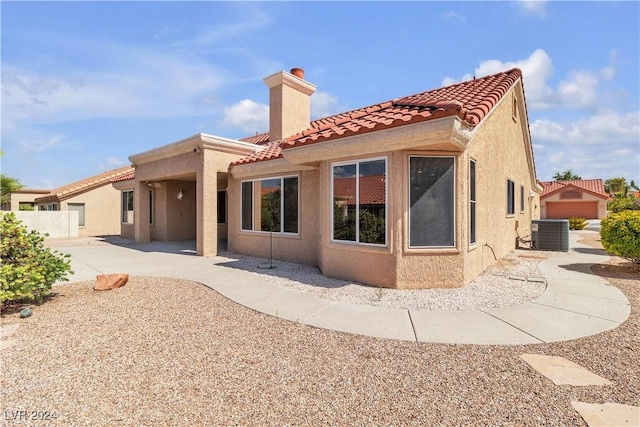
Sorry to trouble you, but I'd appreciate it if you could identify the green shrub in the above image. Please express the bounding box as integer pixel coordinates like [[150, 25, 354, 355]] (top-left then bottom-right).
[[607, 196, 640, 213], [568, 217, 588, 230], [1, 213, 73, 304], [600, 210, 640, 263]]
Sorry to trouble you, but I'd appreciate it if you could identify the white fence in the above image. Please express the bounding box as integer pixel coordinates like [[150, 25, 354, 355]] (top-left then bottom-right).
[[4, 211, 79, 238]]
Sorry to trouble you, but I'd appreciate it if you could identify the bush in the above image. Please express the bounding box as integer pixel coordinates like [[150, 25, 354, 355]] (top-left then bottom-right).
[[607, 196, 640, 213], [600, 210, 640, 263], [1, 213, 73, 305], [568, 217, 587, 230]]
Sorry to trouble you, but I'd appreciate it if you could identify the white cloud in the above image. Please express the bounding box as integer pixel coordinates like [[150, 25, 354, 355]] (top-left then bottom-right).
[[222, 99, 269, 134], [99, 157, 129, 171], [531, 111, 640, 181], [18, 134, 68, 154], [516, 1, 547, 18], [311, 91, 342, 119], [441, 10, 466, 22]]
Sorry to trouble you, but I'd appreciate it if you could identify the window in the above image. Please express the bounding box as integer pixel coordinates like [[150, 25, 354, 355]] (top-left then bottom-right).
[[507, 179, 515, 216], [470, 160, 476, 245], [149, 189, 154, 225], [241, 176, 298, 234], [40, 203, 58, 211], [409, 156, 455, 247], [68, 203, 85, 227], [122, 190, 134, 224], [332, 158, 386, 245], [520, 185, 525, 213], [217, 190, 226, 224]]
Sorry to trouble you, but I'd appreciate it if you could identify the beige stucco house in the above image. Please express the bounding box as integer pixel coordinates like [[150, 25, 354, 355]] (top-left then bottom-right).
[[540, 179, 608, 219], [1, 188, 50, 211], [122, 67, 541, 289], [34, 166, 134, 237]]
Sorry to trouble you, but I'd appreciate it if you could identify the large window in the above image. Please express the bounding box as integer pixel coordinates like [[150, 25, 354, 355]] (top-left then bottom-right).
[[241, 176, 298, 234], [332, 158, 386, 245], [122, 190, 134, 224], [507, 179, 515, 216], [68, 203, 85, 227], [409, 156, 455, 247], [470, 160, 476, 245]]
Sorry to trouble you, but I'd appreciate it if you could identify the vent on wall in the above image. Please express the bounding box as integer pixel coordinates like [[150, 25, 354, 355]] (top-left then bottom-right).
[[531, 220, 569, 252]]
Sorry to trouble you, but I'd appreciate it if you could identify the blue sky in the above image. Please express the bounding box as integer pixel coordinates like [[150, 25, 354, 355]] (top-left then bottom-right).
[[2, 1, 639, 189]]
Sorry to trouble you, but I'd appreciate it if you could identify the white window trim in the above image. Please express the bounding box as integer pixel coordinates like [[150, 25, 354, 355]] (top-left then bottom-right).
[[330, 156, 388, 247], [122, 190, 134, 225], [407, 155, 457, 249], [240, 175, 300, 235]]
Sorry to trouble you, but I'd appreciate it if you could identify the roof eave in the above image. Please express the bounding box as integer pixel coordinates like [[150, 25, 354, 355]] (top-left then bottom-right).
[[282, 116, 473, 166]]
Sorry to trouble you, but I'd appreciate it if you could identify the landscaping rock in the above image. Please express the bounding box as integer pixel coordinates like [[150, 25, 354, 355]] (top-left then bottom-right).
[[94, 274, 129, 291], [19, 308, 33, 318]]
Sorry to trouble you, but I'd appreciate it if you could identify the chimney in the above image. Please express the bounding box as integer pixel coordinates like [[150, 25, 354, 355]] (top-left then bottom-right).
[[263, 68, 316, 142]]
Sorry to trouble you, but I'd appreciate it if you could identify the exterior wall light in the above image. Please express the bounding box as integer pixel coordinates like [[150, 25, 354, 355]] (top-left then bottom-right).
[[177, 189, 184, 200]]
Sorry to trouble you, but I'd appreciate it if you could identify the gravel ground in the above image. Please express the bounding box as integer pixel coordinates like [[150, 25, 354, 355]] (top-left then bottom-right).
[[2, 230, 638, 426]]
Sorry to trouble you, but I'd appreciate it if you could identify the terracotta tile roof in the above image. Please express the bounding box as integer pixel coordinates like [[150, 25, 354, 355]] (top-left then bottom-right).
[[540, 179, 608, 198], [234, 68, 523, 165], [231, 141, 283, 166], [333, 175, 386, 205], [239, 133, 270, 145], [111, 171, 135, 183], [36, 165, 135, 202]]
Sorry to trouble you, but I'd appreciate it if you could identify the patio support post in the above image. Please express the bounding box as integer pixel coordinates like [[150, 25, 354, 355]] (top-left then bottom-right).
[[197, 149, 217, 256], [134, 180, 151, 243]]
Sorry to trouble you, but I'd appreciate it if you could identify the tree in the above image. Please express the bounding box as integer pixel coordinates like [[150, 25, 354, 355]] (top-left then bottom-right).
[[604, 177, 629, 196], [552, 169, 582, 181], [0, 150, 25, 205]]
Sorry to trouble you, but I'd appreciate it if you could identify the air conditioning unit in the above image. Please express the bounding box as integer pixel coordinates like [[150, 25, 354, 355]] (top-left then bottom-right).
[[531, 220, 569, 252]]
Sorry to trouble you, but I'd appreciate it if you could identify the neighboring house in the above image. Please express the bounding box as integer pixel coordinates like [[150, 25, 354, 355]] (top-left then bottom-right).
[[1, 188, 50, 211], [540, 179, 608, 219], [123, 67, 540, 289], [34, 166, 135, 237]]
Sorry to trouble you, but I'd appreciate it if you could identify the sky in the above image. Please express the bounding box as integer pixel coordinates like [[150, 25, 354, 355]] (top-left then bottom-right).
[[1, 1, 639, 189]]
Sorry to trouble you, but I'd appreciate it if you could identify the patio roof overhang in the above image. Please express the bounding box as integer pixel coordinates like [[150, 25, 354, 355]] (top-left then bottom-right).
[[129, 133, 263, 166]]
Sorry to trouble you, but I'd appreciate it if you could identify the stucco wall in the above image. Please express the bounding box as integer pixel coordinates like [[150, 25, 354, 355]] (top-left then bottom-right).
[[463, 84, 540, 284], [228, 169, 320, 266], [59, 184, 123, 237], [9, 211, 79, 238], [6, 191, 48, 211]]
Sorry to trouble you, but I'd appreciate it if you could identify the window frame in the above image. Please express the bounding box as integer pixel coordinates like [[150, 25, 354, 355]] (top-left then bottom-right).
[[330, 156, 388, 247], [520, 184, 525, 213], [469, 159, 477, 246], [506, 179, 515, 216], [122, 190, 134, 224], [240, 175, 300, 235], [408, 155, 456, 249]]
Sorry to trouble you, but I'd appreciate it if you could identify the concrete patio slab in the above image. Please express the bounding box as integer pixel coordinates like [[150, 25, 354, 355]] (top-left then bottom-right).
[[238, 290, 335, 323], [534, 290, 631, 322], [305, 303, 415, 341], [545, 279, 629, 301], [409, 310, 542, 345], [489, 303, 619, 343], [571, 401, 640, 427], [520, 354, 611, 386]]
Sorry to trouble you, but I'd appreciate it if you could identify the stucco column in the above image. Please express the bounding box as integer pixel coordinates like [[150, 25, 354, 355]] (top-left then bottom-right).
[[197, 149, 217, 256], [134, 180, 151, 243]]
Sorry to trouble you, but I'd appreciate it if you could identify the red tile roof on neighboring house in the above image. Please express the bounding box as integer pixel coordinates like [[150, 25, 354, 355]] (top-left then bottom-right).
[[540, 179, 608, 199], [36, 166, 135, 202], [232, 68, 523, 166], [333, 175, 386, 205], [232, 141, 284, 166], [239, 133, 271, 145]]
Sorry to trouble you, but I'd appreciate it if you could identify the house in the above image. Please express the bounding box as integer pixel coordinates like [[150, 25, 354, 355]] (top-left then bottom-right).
[[1, 188, 50, 211], [34, 166, 135, 237], [540, 179, 608, 219], [123, 67, 540, 289]]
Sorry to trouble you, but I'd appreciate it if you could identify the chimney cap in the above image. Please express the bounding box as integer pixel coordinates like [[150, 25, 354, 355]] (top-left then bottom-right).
[[290, 68, 304, 79]]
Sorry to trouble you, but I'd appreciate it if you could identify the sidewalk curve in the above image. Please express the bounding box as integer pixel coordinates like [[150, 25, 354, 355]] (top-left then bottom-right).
[[56, 232, 630, 345]]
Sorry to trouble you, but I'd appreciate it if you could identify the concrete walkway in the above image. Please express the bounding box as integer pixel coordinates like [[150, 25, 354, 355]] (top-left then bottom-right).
[[54, 232, 630, 345]]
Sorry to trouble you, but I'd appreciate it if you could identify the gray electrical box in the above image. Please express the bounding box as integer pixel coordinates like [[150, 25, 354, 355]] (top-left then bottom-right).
[[531, 219, 569, 252]]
